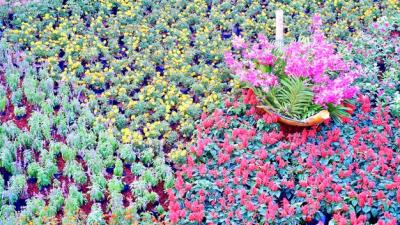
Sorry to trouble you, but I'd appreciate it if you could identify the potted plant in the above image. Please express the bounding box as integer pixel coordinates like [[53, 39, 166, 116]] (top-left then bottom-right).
[[225, 15, 360, 126]]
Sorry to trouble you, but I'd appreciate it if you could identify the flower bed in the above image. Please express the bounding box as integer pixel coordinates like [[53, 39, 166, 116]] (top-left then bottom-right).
[[168, 90, 400, 224], [0, 0, 398, 224]]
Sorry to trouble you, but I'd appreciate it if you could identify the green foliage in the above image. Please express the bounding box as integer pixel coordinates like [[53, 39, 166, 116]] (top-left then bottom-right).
[[257, 76, 322, 120], [7, 174, 26, 204], [13, 106, 26, 118], [10, 89, 23, 106], [140, 148, 154, 165], [64, 185, 85, 215], [48, 188, 64, 214], [114, 158, 123, 177], [131, 162, 145, 176], [87, 203, 106, 225], [61, 145, 77, 162], [118, 144, 136, 163], [0, 85, 6, 107], [390, 93, 400, 118], [0, 144, 15, 173], [0, 95, 6, 113], [327, 103, 350, 123], [89, 184, 105, 202], [142, 169, 158, 187], [85, 150, 104, 175], [166, 131, 179, 145], [5, 69, 20, 92], [27, 162, 40, 178], [107, 177, 124, 194], [37, 168, 51, 188]]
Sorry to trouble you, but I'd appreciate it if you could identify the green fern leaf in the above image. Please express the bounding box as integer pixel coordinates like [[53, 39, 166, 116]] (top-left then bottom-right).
[[327, 104, 350, 123], [276, 77, 314, 119]]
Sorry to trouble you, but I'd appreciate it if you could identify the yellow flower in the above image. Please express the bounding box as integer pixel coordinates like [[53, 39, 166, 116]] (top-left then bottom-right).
[[180, 150, 187, 157]]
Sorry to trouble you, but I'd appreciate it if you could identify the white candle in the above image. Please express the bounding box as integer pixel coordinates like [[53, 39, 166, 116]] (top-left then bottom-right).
[[275, 9, 284, 48]]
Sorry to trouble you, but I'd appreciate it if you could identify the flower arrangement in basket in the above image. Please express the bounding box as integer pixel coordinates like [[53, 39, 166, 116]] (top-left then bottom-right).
[[225, 14, 360, 126]]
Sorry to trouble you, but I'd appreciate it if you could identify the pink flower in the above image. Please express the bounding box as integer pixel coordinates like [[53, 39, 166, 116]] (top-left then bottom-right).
[[281, 198, 295, 217], [245, 201, 256, 211], [232, 35, 247, 50], [266, 201, 278, 220], [311, 14, 322, 30], [357, 191, 368, 207], [376, 190, 385, 200], [397, 190, 400, 202]]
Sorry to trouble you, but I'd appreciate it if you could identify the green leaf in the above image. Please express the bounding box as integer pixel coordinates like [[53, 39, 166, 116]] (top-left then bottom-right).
[[262, 77, 315, 120], [327, 104, 350, 123]]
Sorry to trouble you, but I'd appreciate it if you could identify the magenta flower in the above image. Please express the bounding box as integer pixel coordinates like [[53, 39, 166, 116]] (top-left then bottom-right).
[[311, 14, 322, 31], [225, 14, 362, 110]]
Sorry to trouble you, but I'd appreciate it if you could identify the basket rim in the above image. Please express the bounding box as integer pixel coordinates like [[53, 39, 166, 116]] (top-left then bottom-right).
[[256, 105, 330, 125]]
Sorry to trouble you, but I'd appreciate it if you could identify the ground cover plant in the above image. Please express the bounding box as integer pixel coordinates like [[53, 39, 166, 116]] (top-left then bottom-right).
[[0, 0, 398, 224]]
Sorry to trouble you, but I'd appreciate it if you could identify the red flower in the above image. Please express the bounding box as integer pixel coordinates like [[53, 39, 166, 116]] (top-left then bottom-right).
[[333, 213, 348, 225], [266, 201, 278, 220], [198, 163, 207, 176], [175, 173, 184, 192], [188, 201, 205, 222], [202, 119, 214, 129], [261, 131, 282, 145], [224, 99, 232, 108], [357, 191, 368, 207], [217, 152, 230, 165], [350, 212, 367, 225], [296, 190, 307, 198], [262, 113, 278, 124], [341, 116, 350, 123], [358, 94, 371, 113], [236, 209, 243, 220], [281, 198, 295, 217], [245, 201, 256, 211], [243, 89, 258, 105], [397, 190, 400, 202]]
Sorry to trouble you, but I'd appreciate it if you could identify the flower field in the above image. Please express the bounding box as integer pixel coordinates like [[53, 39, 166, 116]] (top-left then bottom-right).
[[0, 0, 399, 224]]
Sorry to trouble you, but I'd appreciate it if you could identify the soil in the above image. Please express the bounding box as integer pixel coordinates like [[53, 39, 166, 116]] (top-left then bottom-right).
[[52, 132, 66, 143], [56, 155, 65, 171], [80, 196, 94, 216], [27, 181, 39, 196], [147, 182, 168, 210], [122, 165, 136, 207], [0, 78, 33, 130], [122, 165, 136, 184]]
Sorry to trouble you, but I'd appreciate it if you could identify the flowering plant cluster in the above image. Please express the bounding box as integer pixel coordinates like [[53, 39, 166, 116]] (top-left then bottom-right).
[[168, 90, 400, 224], [340, 15, 400, 118], [225, 15, 361, 121], [0, 40, 172, 225]]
